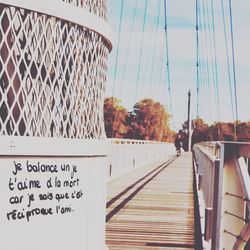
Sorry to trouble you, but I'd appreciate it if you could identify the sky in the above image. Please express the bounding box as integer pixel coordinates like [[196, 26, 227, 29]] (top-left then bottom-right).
[[106, 0, 250, 130]]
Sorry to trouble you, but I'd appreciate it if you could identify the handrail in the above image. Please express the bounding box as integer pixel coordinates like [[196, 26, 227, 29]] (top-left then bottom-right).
[[232, 157, 250, 249], [0, 0, 113, 49], [107, 139, 175, 179], [193, 142, 250, 250], [109, 138, 167, 144], [193, 143, 220, 243]]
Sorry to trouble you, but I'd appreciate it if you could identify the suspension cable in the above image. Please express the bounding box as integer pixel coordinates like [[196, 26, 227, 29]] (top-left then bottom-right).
[[210, 0, 221, 121], [141, 0, 161, 96], [148, 0, 162, 94], [134, 0, 148, 100], [110, 0, 124, 138], [205, 0, 217, 120], [120, 0, 139, 98], [196, 0, 200, 118], [201, 0, 212, 121], [132, 0, 149, 140], [112, 0, 124, 96], [197, 0, 208, 121], [228, 0, 239, 125], [111, 0, 137, 138], [163, 0, 173, 120], [220, 0, 235, 122]]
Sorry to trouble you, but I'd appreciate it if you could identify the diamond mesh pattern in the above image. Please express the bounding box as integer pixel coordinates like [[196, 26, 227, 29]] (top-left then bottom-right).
[[0, 4, 109, 138], [62, 0, 107, 20]]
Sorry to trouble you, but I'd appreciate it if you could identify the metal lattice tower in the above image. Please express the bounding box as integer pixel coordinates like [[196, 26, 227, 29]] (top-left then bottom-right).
[[0, 0, 112, 138]]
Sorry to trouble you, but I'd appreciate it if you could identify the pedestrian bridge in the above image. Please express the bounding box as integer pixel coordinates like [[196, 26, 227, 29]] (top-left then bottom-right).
[[0, 1, 249, 250], [106, 140, 250, 250]]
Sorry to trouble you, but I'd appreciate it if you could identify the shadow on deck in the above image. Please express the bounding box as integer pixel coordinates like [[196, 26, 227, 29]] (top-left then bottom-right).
[[106, 152, 201, 250]]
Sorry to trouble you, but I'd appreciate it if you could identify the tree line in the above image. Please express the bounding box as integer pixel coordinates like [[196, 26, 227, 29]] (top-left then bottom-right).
[[187, 118, 250, 146], [104, 97, 175, 142], [104, 97, 250, 144]]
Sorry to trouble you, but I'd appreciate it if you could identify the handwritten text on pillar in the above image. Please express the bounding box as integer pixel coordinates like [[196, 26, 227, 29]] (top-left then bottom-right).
[[7, 161, 84, 222]]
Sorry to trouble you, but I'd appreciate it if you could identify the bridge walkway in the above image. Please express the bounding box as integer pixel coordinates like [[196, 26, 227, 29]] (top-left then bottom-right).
[[105, 152, 196, 250]]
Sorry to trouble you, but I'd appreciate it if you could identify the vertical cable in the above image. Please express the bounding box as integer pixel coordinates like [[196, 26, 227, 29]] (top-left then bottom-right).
[[228, 0, 239, 124], [201, 0, 212, 120], [135, 0, 148, 100], [110, 0, 124, 138], [163, 0, 173, 117], [141, 0, 160, 96], [221, 0, 235, 121], [120, 0, 139, 98], [198, 0, 207, 119], [210, 0, 221, 138], [196, 0, 200, 118], [112, 0, 124, 96], [210, 0, 220, 121], [148, 0, 162, 94], [156, 36, 166, 102], [132, 0, 149, 140], [205, 0, 217, 119]]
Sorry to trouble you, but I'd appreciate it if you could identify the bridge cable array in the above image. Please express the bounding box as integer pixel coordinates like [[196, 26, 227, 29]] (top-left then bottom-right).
[[112, 0, 124, 96], [196, 0, 239, 137], [195, 0, 200, 118], [197, 0, 213, 122], [111, 0, 124, 138], [221, 0, 239, 137], [163, 0, 176, 130], [134, 0, 149, 103], [210, 0, 220, 122], [228, 0, 239, 124], [145, 0, 162, 95], [108, 0, 176, 138], [120, 0, 139, 91], [220, 0, 235, 122]]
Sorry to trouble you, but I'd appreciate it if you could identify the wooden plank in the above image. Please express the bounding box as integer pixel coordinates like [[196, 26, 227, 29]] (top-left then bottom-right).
[[106, 152, 195, 249]]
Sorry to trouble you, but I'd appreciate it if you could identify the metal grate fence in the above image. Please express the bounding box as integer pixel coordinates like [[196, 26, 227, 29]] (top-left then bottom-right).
[[62, 0, 107, 20], [0, 1, 110, 138]]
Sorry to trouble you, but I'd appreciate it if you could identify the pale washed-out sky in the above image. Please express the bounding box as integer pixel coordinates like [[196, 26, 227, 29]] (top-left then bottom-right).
[[106, 0, 250, 130]]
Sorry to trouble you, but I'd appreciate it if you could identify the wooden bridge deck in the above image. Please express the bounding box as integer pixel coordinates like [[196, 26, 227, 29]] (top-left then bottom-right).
[[106, 152, 195, 250]]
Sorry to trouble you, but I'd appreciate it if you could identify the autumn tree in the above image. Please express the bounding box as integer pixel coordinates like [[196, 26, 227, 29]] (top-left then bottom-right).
[[104, 97, 128, 138], [161, 128, 176, 142], [236, 122, 250, 141], [127, 98, 171, 141], [181, 118, 210, 148], [179, 118, 250, 145], [208, 122, 237, 141], [191, 118, 209, 145]]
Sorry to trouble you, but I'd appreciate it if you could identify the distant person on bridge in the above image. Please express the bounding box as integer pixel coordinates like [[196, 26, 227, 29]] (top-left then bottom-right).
[[174, 134, 182, 156]]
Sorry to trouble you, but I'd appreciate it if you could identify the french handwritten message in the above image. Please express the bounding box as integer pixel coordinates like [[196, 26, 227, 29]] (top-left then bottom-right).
[[6, 160, 83, 222]]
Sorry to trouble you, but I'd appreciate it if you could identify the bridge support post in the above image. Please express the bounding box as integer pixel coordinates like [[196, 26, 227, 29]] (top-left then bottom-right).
[[211, 158, 223, 250], [0, 136, 109, 250]]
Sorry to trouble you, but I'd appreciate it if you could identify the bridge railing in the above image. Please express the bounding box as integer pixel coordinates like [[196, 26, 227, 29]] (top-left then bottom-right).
[[193, 142, 250, 250], [107, 139, 175, 179]]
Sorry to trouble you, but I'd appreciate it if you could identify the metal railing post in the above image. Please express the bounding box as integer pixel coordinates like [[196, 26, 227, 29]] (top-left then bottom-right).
[[211, 158, 223, 250], [194, 142, 250, 249]]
